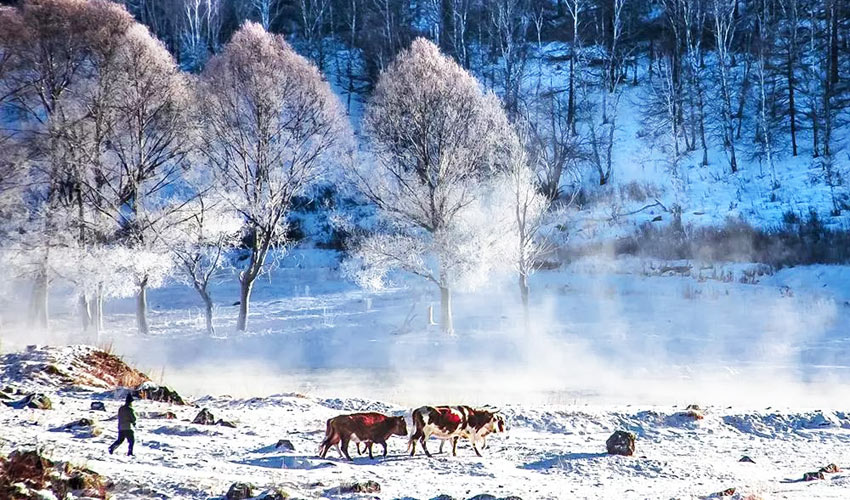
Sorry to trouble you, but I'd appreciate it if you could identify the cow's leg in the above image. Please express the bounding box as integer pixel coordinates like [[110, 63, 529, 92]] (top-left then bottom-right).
[[409, 430, 423, 456], [367, 442, 374, 460], [452, 436, 459, 456], [470, 435, 482, 458], [341, 436, 353, 461], [356, 442, 363, 455], [420, 435, 432, 458], [438, 440, 445, 454], [381, 441, 388, 457]]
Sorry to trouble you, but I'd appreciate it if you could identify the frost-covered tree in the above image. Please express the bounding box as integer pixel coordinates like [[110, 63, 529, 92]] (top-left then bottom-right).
[[349, 38, 511, 334], [91, 23, 192, 335], [498, 129, 550, 318], [162, 192, 241, 336], [0, 0, 134, 329], [200, 22, 350, 331], [711, 0, 740, 173]]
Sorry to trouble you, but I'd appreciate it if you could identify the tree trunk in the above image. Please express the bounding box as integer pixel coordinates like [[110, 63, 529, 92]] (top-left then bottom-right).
[[93, 282, 104, 335], [787, 52, 798, 156], [136, 276, 149, 335], [439, 285, 454, 335], [78, 294, 91, 331], [202, 292, 215, 336], [29, 268, 49, 329], [519, 273, 529, 329], [237, 276, 254, 332]]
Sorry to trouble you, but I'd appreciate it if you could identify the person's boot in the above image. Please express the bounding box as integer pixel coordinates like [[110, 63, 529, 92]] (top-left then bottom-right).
[[108, 445, 115, 455]]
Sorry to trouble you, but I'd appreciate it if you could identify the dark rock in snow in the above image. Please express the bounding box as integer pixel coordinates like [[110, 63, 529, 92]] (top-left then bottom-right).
[[738, 455, 756, 463], [819, 463, 840, 473], [802, 471, 825, 481], [90, 401, 106, 411], [466, 495, 497, 500], [192, 408, 216, 425], [256, 488, 290, 499], [132, 382, 185, 405], [605, 430, 636, 456], [3, 393, 52, 410], [148, 411, 177, 419], [430, 496, 457, 500], [340, 480, 381, 493], [61, 418, 94, 429], [216, 419, 237, 428], [681, 404, 704, 420], [52, 418, 102, 438], [225, 482, 254, 500], [275, 439, 295, 451]]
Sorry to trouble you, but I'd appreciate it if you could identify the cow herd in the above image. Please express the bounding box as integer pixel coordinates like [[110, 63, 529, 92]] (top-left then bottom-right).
[[318, 405, 506, 461]]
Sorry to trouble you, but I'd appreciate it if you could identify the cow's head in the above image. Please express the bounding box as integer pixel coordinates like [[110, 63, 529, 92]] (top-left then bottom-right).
[[491, 413, 506, 433], [495, 413, 505, 432], [392, 416, 408, 436]]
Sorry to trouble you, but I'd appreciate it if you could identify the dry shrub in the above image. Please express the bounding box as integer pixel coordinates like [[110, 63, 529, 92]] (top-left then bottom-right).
[[614, 212, 850, 267], [79, 350, 150, 389], [0, 449, 111, 499]]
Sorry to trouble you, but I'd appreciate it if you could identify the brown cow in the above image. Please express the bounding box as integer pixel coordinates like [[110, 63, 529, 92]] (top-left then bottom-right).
[[318, 412, 407, 460], [408, 405, 505, 457]]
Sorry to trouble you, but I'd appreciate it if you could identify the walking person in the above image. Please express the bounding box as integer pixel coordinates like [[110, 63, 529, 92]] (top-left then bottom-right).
[[109, 394, 137, 456]]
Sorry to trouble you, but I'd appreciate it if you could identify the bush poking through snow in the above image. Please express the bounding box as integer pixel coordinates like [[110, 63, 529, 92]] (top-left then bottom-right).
[[0, 449, 111, 499], [82, 350, 150, 389], [605, 430, 636, 456]]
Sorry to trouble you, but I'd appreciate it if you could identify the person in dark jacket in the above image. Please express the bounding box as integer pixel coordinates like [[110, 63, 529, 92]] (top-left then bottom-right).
[[109, 394, 137, 456]]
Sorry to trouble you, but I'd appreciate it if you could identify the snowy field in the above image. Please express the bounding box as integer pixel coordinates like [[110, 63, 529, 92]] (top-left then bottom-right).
[[1, 251, 850, 499]]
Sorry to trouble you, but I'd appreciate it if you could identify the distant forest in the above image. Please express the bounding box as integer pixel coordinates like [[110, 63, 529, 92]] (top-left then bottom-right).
[[106, 0, 850, 182]]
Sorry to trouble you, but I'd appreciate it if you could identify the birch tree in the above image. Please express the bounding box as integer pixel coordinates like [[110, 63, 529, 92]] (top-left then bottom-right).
[[0, 0, 133, 329], [348, 38, 511, 335], [498, 128, 550, 320], [200, 22, 350, 331], [163, 193, 241, 336], [711, 0, 740, 173]]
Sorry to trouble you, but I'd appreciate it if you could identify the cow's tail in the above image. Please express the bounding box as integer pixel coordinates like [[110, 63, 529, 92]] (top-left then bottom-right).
[[407, 408, 426, 453], [318, 418, 335, 457]]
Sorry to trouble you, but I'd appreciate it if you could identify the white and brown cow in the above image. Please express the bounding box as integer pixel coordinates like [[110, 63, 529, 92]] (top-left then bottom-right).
[[408, 405, 506, 457]]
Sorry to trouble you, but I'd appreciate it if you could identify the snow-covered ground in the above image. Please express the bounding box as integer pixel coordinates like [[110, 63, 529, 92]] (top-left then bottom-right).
[[2, 251, 850, 498], [1, 351, 848, 499]]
